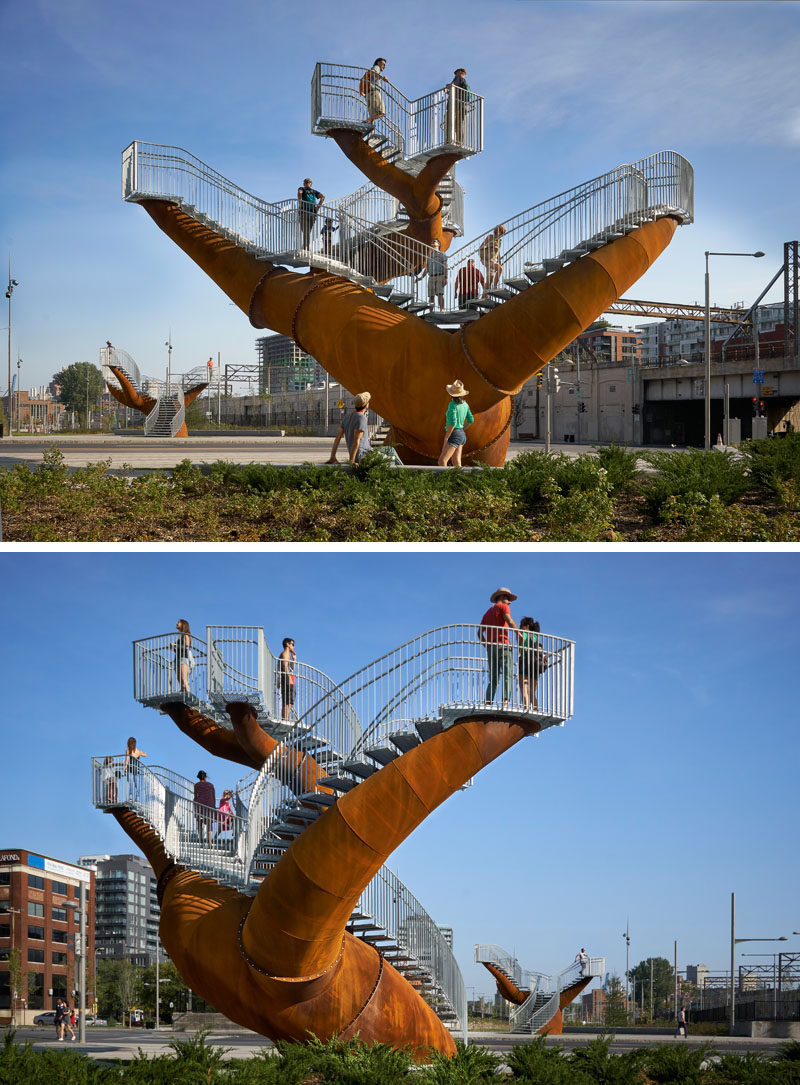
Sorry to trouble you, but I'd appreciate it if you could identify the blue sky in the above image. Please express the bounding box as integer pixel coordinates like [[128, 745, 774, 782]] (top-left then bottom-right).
[[1, 0, 797, 392], [1, 551, 798, 997]]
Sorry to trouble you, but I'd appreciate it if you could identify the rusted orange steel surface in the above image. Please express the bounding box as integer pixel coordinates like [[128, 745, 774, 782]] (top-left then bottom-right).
[[110, 708, 539, 1058], [138, 196, 677, 465], [538, 976, 593, 1036], [106, 363, 208, 438], [483, 961, 529, 1006]]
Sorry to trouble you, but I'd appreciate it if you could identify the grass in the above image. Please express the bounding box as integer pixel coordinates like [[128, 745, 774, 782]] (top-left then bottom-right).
[[0, 441, 798, 542]]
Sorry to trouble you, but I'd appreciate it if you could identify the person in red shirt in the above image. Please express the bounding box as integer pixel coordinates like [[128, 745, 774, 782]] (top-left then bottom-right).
[[479, 587, 518, 707], [455, 258, 485, 308]]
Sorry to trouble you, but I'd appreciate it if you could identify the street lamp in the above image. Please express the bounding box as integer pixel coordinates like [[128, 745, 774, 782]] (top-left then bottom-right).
[[622, 921, 630, 1022], [6, 268, 19, 433], [729, 891, 786, 1034], [64, 882, 87, 1044], [165, 334, 172, 396], [704, 250, 764, 449]]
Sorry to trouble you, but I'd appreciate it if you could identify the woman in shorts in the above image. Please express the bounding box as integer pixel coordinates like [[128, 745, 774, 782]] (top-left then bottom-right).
[[479, 224, 506, 290], [438, 380, 473, 468]]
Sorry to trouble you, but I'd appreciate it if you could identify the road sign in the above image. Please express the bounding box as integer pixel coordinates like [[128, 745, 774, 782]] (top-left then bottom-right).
[[336, 399, 345, 409], [752, 369, 765, 384], [762, 386, 774, 395]]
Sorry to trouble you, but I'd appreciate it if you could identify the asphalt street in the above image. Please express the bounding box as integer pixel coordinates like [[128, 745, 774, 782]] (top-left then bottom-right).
[[4, 1025, 790, 1061], [0, 435, 672, 472]]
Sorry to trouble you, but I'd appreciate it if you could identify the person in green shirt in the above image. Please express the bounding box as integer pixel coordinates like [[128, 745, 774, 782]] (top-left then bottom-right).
[[438, 379, 474, 467]]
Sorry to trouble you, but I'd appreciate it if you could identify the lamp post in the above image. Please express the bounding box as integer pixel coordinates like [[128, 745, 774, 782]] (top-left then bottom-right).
[[165, 333, 172, 396], [6, 267, 19, 433], [729, 891, 786, 1034], [622, 921, 630, 1022], [704, 250, 764, 449], [65, 882, 87, 1044]]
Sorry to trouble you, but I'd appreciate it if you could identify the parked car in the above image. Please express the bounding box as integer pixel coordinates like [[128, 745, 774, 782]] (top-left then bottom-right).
[[85, 1016, 107, 1026], [33, 1011, 57, 1026]]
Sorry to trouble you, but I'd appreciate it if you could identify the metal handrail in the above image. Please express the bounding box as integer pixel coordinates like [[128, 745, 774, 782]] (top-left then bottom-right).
[[311, 62, 484, 161], [508, 954, 605, 1032], [356, 863, 466, 1037], [90, 753, 465, 1032], [105, 346, 142, 394], [474, 944, 527, 991], [340, 624, 574, 758]]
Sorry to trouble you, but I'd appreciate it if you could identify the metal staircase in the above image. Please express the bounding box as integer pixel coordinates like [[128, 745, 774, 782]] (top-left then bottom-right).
[[122, 138, 692, 325], [104, 344, 206, 437], [475, 945, 605, 1033], [109, 621, 579, 1039]]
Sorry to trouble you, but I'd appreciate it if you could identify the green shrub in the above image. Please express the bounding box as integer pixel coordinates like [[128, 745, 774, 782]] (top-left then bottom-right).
[[641, 1040, 715, 1084], [419, 1040, 500, 1083], [542, 469, 618, 542], [275, 1034, 413, 1084], [642, 449, 750, 520], [568, 1035, 646, 1084], [705, 1049, 798, 1083], [743, 434, 800, 494], [594, 444, 641, 493], [506, 1036, 577, 1083]]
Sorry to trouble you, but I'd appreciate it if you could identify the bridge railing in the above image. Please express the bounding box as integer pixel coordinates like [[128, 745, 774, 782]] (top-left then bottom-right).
[[105, 346, 143, 395], [343, 624, 574, 757], [133, 632, 209, 707], [358, 863, 467, 1037]]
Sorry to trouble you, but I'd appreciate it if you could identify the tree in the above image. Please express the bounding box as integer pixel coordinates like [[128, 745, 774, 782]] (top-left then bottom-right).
[[603, 974, 628, 1027], [96, 957, 143, 1024], [629, 957, 675, 1021], [7, 948, 25, 1026], [53, 362, 104, 427]]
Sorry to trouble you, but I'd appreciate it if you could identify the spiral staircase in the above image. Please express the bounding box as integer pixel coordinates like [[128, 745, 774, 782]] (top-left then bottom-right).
[[475, 943, 605, 1034], [94, 623, 576, 1039], [102, 345, 210, 438]]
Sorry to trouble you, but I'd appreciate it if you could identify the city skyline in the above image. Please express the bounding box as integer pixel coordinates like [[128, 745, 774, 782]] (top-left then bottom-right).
[[1, 551, 797, 997], [2, 0, 797, 391]]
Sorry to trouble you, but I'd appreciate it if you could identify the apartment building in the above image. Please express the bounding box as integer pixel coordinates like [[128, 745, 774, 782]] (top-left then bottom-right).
[[78, 854, 159, 967]]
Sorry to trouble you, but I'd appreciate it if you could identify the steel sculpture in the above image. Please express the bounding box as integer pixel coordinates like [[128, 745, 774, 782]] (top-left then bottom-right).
[[124, 66, 692, 464], [106, 702, 540, 1058]]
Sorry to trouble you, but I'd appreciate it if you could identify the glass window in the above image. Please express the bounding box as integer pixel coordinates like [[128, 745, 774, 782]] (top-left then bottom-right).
[[0, 925, 9, 939], [27, 875, 44, 890], [52, 907, 67, 923], [27, 925, 44, 940], [51, 880, 68, 896], [52, 952, 68, 966], [0, 902, 9, 914], [28, 902, 44, 918], [0, 950, 8, 963], [27, 948, 45, 963], [52, 974, 66, 998], [0, 970, 9, 1010], [0, 872, 10, 886], [51, 930, 67, 944], [28, 972, 44, 1010]]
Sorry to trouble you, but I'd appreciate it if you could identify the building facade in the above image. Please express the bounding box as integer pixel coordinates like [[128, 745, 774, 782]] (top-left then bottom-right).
[[0, 848, 94, 1025], [78, 854, 159, 967]]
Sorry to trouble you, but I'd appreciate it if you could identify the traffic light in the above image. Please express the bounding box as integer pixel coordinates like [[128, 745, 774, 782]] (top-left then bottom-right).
[[579, 402, 587, 413], [536, 373, 543, 388], [551, 367, 560, 392]]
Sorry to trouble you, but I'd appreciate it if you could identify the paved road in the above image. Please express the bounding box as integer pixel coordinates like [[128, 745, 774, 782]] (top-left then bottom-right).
[[0, 435, 679, 472], [4, 1025, 789, 1061]]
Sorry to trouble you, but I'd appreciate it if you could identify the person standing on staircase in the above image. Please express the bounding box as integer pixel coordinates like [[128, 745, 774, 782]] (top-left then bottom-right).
[[361, 58, 387, 127], [297, 178, 325, 251], [479, 588, 518, 709], [447, 67, 471, 145], [278, 637, 297, 721], [418, 238, 448, 312], [194, 770, 216, 845]]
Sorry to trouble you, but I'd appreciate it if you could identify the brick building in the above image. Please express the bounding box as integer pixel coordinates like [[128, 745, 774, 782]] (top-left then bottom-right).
[[0, 848, 94, 1025]]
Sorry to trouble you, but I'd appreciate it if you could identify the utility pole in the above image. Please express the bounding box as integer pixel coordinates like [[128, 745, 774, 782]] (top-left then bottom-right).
[[6, 266, 19, 433], [623, 921, 630, 1022]]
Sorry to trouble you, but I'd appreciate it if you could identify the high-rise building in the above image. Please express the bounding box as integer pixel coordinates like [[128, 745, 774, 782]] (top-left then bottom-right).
[[0, 847, 94, 1024], [78, 854, 159, 967]]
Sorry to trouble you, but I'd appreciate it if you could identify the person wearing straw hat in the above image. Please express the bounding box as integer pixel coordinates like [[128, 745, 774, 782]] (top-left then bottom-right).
[[438, 380, 474, 467], [479, 588, 519, 708], [327, 391, 373, 465]]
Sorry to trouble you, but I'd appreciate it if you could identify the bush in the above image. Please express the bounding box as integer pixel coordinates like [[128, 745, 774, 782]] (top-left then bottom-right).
[[641, 1041, 714, 1084], [641, 449, 751, 520], [594, 444, 641, 493], [274, 1034, 414, 1084], [743, 434, 800, 495], [506, 1036, 577, 1083], [568, 1035, 646, 1084], [419, 1040, 500, 1083]]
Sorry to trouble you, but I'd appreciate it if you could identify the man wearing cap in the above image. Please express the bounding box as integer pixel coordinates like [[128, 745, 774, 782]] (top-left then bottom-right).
[[479, 588, 519, 708], [327, 392, 373, 465]]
